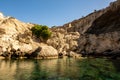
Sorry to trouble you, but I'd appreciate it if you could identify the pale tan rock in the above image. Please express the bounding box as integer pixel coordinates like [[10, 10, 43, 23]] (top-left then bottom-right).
[[39, 45, 58, 57], [0, 0, 119, 58]]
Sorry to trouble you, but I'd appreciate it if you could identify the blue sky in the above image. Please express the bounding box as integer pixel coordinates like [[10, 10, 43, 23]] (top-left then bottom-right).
[[0, 0, 115, 27]]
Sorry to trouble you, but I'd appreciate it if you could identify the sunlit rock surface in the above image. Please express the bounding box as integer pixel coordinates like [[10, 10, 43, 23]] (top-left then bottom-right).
[[0, 0, 120, 58], [0, 13, 58, 58], [49, 0, 120, 57]]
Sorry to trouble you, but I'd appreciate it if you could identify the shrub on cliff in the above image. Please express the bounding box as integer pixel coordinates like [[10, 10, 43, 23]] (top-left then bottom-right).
[[31, 25, 52, 40]]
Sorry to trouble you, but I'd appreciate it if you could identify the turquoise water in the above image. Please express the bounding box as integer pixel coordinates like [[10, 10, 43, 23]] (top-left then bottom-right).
[[0, 58, 120, 80]]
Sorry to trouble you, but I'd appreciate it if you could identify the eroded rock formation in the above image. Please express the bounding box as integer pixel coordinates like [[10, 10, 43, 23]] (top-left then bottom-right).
[[0, 13, 58, 59], [0, 0, 120, 59], [49, 0, 120, 58]]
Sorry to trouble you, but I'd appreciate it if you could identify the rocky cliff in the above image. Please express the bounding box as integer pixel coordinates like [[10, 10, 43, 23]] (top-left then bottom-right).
[[78, 0, 120, 57], [0, 13, 58, 59], [0, 0, 119, 59], [48, 0, 120, 58]]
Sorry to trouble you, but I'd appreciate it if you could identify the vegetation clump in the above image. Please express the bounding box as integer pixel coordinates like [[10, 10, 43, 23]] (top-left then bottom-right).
[[31, 25, 52, 40]]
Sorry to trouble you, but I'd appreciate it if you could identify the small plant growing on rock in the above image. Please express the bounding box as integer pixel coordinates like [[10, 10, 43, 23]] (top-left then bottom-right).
[[31, 25, 52, 41]]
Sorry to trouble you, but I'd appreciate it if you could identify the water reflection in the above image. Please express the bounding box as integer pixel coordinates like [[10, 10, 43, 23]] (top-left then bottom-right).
[[0, 58, 120, 80]]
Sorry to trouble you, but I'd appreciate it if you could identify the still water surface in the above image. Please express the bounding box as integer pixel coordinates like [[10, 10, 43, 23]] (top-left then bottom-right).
[[0, 58, 120, 80]]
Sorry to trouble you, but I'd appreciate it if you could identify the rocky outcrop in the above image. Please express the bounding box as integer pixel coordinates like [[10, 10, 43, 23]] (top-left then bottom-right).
[[0, 0, 119, 59], [86, 1, 120, 34], [0, 15, 34, 53], [47, 28, 80, 56], [78, 32, 120, 54], [49, 0, 120, 58], [0, 13, 58, 59], [47, 1, 108, 56], [77, 0, 120, 57]]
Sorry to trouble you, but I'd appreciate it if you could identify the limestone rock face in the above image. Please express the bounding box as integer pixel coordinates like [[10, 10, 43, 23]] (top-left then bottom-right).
[[87, 1, 120, 34], [47, 27, 80, 55], [0, 15, 33, 53], [49, 0, 120, 57], [0, 0, 119, 58], [0, 13, 58, 58], [77, 0, 120, 56], [78, 32, 120, 54]]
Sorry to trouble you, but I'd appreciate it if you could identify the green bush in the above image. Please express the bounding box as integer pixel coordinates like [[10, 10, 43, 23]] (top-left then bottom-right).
[[31, 25, 52, 40]]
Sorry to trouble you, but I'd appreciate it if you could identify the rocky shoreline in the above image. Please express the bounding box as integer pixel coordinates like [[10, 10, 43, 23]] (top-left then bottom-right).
[[0, 0, 120, 59]]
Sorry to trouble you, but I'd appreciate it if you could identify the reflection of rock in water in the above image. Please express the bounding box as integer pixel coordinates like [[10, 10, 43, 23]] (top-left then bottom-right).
[[0, 58, 120, 80], [0, 59, 34, 80], [111, 59, 120, 72], [13, 60, 34, 80], [29, 60, 49, 80], [0, 60, 17, 80]]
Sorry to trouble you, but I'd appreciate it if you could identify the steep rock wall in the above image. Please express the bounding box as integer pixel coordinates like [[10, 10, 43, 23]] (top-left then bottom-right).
[[77, 0, 120, 57], [49, 0, 120, 57]]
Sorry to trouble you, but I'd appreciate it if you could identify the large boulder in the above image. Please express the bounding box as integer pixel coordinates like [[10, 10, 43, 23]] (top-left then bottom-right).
[[28, 45, 58, 59]]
